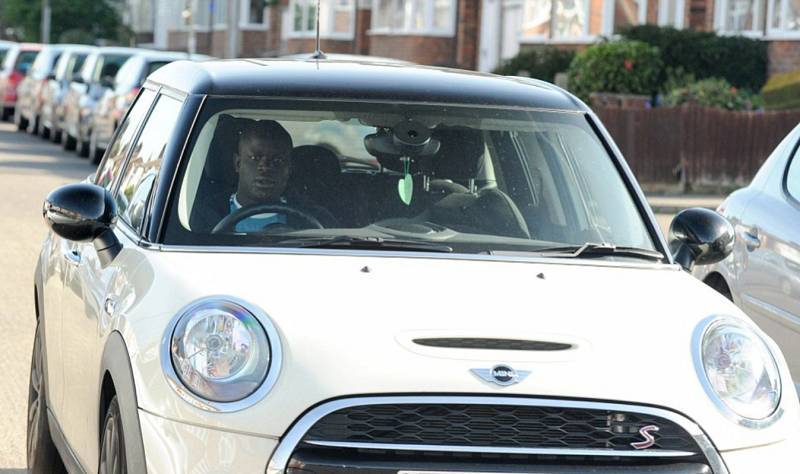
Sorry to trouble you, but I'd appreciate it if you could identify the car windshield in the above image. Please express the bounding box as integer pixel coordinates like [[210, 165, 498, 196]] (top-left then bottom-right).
[[166, 98, 655, 256]]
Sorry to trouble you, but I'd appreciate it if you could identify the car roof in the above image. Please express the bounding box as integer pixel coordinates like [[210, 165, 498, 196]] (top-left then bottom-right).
[[92, 46, 147, 56], [13, 43, 43, 51], [147, 59, 586, 112]]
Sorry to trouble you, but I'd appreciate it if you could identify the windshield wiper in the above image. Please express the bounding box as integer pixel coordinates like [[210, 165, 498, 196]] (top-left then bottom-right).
[[496, 242, 664, 261], [273, 236, 453, 253]]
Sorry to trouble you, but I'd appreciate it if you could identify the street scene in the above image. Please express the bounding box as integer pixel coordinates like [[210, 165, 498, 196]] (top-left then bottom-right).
[[1, 0, 799, 473]]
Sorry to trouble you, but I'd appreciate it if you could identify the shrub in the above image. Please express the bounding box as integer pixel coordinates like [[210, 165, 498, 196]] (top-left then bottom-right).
[[762, 70, 800, 110], [664, 78, 761, 111], [567, 41, 662, 102], [492, 47, 575, 84], [621, 25, 767, 92]]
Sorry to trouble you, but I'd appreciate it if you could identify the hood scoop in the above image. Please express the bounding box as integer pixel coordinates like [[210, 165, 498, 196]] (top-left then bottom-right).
[[413, 338, 573, 351]]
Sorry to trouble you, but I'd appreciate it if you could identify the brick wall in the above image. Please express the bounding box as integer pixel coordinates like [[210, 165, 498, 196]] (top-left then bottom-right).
[[285, 38, 355, 55], [456, 0, 480, 70], [769, 41, 800, 76], [687, 0, 714, 30], [355, 8, 371, 55], [370, 36, 456, 66], [240, 30, 269, 57]]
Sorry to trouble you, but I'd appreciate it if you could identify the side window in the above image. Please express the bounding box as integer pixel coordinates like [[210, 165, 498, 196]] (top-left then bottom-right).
[[787, 143, 800, 202], [115, 94, 183, 231], [96, 89, 156, 189]]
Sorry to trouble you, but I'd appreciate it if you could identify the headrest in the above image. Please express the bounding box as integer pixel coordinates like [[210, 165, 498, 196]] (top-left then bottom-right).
[[290, 145, 341, 181], [431, 126, 485, 181]]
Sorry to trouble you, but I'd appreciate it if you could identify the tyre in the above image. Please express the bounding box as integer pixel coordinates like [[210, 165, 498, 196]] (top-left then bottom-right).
[[27, 323, 66, 474], [15, 109, 28, 131], [89, 130, 104, 164], [29, 115, 40, 135], [51, 126, 61, 143], [77, 130, 90, 158], [40, 124, 50, 140], [1, 107, 10, 121], [61, 132, 76, 151], [98, 396, 126, 474]]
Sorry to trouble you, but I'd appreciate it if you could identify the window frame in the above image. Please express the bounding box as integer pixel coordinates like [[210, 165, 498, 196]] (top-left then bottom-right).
[[782, 136, 800, 207], [369, 0, 457, 37], [240, 0, 271, 29], [176, 0, 230, 32], [289, 0, 356, 39], [658, 0, 685, 28], [519, 0, 649, 45], [714, 0, 765, 37], [767, 0, 800, 39]]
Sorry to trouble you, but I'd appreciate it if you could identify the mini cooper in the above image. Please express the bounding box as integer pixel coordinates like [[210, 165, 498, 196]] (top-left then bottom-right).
[[30, 58, 799, 474]]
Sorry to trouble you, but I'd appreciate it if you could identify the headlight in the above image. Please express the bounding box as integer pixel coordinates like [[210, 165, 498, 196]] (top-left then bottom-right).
[[163, 297, 281, 411], [699, 318, 781, 423]]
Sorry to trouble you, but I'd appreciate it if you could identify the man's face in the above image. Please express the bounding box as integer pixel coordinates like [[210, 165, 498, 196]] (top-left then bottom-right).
[[234, 133, 292, 205]]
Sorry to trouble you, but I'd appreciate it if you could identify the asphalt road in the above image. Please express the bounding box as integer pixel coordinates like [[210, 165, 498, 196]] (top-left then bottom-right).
[[0, 121, 94, 472], [0, 120, 677, 470]]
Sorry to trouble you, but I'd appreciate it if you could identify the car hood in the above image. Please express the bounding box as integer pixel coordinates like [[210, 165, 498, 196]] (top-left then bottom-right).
[[121, 250, 799, 451]]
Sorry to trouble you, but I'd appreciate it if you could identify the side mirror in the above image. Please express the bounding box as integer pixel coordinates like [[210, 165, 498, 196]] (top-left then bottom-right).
[[72, 76, 85, 85], [43, 183, 121, 265], [47, 72, 56, 81], [100, 76, 114, 88], [669, 207, 734, 271]]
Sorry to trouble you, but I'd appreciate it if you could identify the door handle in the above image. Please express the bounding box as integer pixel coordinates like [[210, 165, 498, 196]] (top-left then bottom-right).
[[62, 248, 81, 266], [743, 227, 761, 251]]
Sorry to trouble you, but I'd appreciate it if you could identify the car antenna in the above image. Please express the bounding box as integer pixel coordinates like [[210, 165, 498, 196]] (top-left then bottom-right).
[[310, 0, 327, 60]]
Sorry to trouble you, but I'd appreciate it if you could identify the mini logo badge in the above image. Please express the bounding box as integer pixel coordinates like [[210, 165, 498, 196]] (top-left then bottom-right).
[[630, 425, 660, 450], [471, 365, 530, 386]]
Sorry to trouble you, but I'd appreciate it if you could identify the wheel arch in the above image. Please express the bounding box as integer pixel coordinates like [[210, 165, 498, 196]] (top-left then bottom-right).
[[703, 271, 734, 302], [99, 331, 147, 472]]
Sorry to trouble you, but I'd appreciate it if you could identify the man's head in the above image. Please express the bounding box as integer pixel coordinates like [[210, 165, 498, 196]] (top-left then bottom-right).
[[234, 120, 293, 206]]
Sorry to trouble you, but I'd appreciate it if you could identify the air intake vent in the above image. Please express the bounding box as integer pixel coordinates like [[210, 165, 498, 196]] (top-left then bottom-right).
[[412, 338, 572, 351]]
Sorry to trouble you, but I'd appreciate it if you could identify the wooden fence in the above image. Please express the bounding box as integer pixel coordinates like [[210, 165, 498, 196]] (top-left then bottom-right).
[[594, 106, 800, 186]]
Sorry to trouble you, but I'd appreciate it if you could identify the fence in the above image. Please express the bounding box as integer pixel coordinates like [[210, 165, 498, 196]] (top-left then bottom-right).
[[594, 106, 800, 186]]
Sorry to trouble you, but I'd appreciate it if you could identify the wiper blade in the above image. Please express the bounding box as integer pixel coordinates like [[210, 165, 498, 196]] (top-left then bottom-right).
[[530, 242, 664, 261], [273, 236, 453, 253]]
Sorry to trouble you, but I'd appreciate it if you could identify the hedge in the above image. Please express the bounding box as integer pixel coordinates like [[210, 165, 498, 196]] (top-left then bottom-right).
[[567, 41, 662, 102], [492, 47, 575, 84], [762, 70, 800, 110], [621, 25, 768, 92], [665, 78, 761, 111]]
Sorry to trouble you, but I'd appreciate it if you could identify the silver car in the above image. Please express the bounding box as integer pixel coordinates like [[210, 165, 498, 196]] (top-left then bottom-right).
[[694, 123, 800, 385]]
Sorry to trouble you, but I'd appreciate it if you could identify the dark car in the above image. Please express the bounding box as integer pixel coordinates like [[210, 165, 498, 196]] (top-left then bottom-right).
[[89, 50, 210, 163], [39, 45, 95, 141], [30, 58, 780, 474], [61, 46, 141, 156], [0, 43, 41, 121], [13, 44, 73, 134]]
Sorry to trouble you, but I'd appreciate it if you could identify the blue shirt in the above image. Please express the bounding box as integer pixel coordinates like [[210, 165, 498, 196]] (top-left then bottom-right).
[[229, 194, 287, 232]]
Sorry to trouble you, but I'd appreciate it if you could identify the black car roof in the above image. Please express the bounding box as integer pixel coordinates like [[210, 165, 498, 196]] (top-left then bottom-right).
[[146, 58, 586, 112]]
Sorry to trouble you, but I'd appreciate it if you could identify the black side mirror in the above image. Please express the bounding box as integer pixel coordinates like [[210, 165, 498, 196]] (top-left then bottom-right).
[[43, 183, 121, 265], [669, 207, 734, 271], [47, 72, 56, 81]]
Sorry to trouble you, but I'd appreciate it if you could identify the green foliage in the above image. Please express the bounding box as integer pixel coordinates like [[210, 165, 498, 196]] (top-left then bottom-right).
[[2, 0, 129, 44], [665, 78, 761, 111], [762, 70, 800, 110], [621, 25, 768, 92], [492, 47, 576, 84], [567, 41, 662, 102]]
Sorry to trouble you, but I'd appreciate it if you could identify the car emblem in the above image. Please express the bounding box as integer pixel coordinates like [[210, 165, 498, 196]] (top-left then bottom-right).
[[471, 364, 530, 386], [630, 425, 660, 450]]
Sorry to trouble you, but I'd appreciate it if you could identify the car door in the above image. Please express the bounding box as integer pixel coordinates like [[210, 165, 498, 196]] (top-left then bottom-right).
[[739, 137, 800, 381], [55, 88, 157, 466]]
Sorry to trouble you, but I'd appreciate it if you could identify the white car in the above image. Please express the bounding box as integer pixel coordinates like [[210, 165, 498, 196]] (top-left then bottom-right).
[[30, 59, 799, 474]]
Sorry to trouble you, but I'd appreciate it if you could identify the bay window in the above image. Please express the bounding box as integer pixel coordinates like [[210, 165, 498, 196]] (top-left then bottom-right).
[[768, 0, 800, 36], [370, 0, 457, 36], [240, 0, 270, 29], [715, 0, 763, 34], [290, 0, 355, 39], [521, 0, 607, 42]]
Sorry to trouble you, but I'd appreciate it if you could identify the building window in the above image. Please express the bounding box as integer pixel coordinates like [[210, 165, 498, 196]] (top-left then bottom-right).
[[290, 0, 354, 38], [240, 0, 270, 29], [179, 0, 229, 30], [658, 0, 684, 27], [715, 0, 764, 34], [613, 0, 647, 33], [521, 0, 607, 42], [370, 0, 456, 36], [768, 0, 800, 36]]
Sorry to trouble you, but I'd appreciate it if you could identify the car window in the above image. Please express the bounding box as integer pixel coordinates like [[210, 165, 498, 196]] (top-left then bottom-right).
[[0, 47, 8, 65], [115, 94, 183, 231], [96, 89, 156, 190], [94, 54, 132, 82], [166, 98, 656, 254], [15, 50, 38, 72], [787, 142, 800, 202], [66, 53, 88, 81]]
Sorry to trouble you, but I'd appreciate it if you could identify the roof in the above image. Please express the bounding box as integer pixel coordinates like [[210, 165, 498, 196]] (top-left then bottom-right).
[[147, 59, 586, 112], [94, 46, 148, 56]]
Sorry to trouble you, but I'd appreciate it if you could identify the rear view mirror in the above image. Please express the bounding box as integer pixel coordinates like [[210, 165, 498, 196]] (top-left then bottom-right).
[[669, 208, 734, 271]]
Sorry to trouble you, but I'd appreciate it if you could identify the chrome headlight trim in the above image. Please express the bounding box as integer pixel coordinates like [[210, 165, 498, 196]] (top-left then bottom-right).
[[692, 315, 783, 429], [160, 296, 282, 413]]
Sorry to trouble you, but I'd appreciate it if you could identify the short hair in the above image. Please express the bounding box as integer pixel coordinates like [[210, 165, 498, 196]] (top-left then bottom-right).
[[238, 119, 293, 151]]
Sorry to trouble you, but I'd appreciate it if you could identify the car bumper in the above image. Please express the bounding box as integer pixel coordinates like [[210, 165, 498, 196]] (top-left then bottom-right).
[[721, 433, 800, 473], [138, 409, 276, 473]]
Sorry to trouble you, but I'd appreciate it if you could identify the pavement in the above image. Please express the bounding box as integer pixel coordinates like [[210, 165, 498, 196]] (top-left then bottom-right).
[[0, 122, 94, 471], [646, 195, 724, 215]]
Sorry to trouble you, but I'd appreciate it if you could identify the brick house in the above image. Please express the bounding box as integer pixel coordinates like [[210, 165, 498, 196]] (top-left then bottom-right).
[[125, 0, 799, 77]]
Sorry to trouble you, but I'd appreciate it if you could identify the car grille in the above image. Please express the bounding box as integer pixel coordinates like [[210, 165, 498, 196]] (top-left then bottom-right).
[[302, 403, 699, 453], [412, 337, 573, 351]]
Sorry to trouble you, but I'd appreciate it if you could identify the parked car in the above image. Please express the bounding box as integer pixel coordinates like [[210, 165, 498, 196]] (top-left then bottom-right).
[[694, 124, 800, 386], [89, 51, 210, 163], [0, 43, 41, 121], [31, 59, 798, 473], [13, 44, 71, 134], [61, 46, 140, 156], [39, 45, 95, 141]]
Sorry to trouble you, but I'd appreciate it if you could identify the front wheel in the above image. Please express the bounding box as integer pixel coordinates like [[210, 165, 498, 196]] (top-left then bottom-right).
[[27, 323, 66, 473], [99, 396, 127, 474]]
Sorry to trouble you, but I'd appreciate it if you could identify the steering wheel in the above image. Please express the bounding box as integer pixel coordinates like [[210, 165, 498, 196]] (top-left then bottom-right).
[[211, 204, 324, 234]]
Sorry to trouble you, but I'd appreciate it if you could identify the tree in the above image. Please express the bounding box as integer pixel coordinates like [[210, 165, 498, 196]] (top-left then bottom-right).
[[2, 0, 132, 44]]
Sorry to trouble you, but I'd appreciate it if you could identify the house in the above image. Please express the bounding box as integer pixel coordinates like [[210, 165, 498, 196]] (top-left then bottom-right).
[[123, 0, 800, 77]]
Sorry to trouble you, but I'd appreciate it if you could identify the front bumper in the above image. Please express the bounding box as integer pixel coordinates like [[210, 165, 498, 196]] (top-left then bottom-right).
[[138, 410, 276, 473], [721, 434, 800, 473]]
